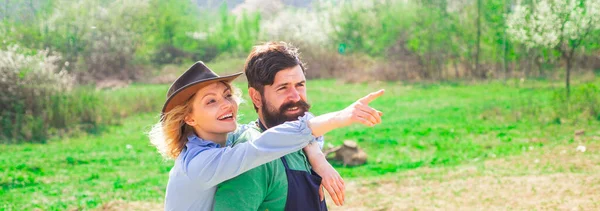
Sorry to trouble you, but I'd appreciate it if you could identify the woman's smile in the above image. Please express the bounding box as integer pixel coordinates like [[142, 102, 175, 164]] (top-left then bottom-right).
[[217, 111, 235, 122]]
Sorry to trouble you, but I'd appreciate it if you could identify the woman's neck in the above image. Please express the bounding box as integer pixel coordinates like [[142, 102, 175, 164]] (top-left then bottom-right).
[[194, 129, 227, 146]]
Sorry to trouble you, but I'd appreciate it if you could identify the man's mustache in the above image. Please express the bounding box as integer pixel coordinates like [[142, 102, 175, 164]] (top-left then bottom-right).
[[279, 100, 311, 113]]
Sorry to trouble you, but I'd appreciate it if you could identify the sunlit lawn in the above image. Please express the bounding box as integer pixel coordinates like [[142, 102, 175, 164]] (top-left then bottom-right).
[[2, 78, 599, 210]]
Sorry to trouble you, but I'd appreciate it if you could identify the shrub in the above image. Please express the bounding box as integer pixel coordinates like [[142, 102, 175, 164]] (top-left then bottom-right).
[[328, 0, 411, 57], [551, 83, 600, 122], [41, 0, 147, 83], [189, 4, 262, 59], [0, 46, 75, 142], [0, 46, 157, 143], [0, 45, 165, 143]]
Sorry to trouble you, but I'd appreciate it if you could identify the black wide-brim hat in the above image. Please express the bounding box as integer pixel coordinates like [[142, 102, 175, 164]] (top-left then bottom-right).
[[162, 61, 243, 114]]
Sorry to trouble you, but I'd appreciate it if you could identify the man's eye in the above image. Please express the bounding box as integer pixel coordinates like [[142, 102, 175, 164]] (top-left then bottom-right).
[[297, 83, 305, 87], [226, 94, 233, 98], [278, 87, 286, 91]]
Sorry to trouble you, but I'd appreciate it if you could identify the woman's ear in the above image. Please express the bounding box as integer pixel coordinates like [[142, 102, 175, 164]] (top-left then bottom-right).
[[183, 95, 198, 127], [249, 87, 262, 110], [184, 113, 196, 127]]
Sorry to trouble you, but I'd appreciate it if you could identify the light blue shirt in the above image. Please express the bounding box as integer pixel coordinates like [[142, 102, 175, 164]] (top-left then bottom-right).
[[164, 113, 322, 211]]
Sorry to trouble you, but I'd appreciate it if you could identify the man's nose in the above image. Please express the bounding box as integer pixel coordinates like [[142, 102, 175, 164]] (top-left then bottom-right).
[[288, 88, 301, 101]]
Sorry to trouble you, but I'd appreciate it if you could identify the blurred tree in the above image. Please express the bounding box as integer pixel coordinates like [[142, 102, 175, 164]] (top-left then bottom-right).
[[2, 0, 600, 82], [330, 1, 409, 57], [140, 0, 205, 64], [202, 3, 261, 57], [507, 0, 600, 96]]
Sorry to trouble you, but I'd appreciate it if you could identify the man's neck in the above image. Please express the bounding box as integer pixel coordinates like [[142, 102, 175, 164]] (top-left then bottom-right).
[[257, 116, 269, 132]]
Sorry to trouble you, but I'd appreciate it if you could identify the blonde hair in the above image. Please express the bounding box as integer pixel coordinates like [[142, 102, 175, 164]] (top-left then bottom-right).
[[149, 82, 243, 159]]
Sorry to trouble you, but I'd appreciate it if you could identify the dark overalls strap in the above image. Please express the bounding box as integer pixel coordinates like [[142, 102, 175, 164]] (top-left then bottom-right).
[[258, 119, 327, 210], [281, 156, 328, 211], [280, 155, 292, 169]]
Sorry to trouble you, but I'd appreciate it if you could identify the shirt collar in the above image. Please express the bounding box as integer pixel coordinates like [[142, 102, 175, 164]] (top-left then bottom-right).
[[179, 134, 221, 174], [186, 133, 221, 149], [256, 119, 267, 132]]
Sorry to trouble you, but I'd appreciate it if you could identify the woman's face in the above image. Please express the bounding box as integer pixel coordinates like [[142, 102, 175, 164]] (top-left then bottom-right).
[[184, 82, 238, 138]]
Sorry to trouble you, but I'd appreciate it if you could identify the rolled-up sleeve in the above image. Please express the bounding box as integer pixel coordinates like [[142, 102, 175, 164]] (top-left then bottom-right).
[[313, 136, 325, 149]]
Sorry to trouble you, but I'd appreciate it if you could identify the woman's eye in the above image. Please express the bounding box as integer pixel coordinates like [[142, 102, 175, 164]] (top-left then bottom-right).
[[206, 99, 216, 105], [226, 94, 233, 98]]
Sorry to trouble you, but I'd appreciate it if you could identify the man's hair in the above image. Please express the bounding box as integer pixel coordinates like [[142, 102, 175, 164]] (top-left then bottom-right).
[[244, 41, 305, 95]]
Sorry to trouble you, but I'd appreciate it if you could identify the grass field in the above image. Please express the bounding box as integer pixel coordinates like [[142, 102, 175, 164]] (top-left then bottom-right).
[[1, 78, 599, 210]]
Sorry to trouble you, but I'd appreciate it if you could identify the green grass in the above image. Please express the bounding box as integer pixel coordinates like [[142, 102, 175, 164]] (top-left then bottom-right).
[[1, 78, 599, 210]]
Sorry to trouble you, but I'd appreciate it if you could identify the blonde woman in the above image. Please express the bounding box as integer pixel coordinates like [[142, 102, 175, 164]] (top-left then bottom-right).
[[149, 62, 384, 210]]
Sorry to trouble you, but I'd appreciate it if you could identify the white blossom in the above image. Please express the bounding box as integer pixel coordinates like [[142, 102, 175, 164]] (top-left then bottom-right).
[[0, 45, 75, 107], [260, 2, 334, 47], [507, 0, 600, 49]]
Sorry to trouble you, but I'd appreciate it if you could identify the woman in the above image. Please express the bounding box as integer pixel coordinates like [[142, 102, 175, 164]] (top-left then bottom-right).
[[149, 61, 384, 210]]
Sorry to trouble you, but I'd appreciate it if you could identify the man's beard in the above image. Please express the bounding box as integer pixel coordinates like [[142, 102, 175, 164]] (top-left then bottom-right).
[[261, 97, 311, 129]]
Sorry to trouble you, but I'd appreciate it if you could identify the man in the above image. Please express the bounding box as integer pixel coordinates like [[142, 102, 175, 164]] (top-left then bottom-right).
[[213, 42, 383, 210]]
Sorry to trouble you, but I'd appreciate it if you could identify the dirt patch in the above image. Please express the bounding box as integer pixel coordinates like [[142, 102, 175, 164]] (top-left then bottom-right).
[[327, 143, 600, 210], [329, 173, 599, 210], [96, 200, 162, 211]]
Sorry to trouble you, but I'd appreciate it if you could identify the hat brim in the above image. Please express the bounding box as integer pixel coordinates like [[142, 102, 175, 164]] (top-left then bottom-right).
[[162, 72, 243, 114]]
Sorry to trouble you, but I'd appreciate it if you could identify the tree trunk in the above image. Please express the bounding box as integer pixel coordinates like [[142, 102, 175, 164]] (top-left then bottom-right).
[[560, 44, 578, 98], [503, 29, 508, 79], [535, 55, 542, 77], [438, 53, 444, 80], [566, 56, 572, 97], [475, 0, 482, 78], [525, 48, 536, 78], [4, 0, 8, 20], [503, 0, 510, 80], [427, 7, 434, 79], [539, 50, 545, 77], [453, 59, 459, 79]]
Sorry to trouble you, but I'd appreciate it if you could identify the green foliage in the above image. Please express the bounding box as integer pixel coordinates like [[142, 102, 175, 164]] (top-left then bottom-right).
[[551, 82, 600, 121], [205, 4, 262, 57], [136, 1, 261, 64], [1, 0, 263, 70], [0, 46, 74, 142], [3, 0, 599, 81], [138, 0, 208, 64], [4, 0, 150, 81], [327, 0, 600, 79], [1, 89, 106, 143], [0, 83, 165, 143], [406, 2, 465, 75], [330, 1, 412, 56]]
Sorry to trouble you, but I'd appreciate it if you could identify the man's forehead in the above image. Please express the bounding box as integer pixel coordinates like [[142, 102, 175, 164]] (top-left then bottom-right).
[[272, 65, 305, 85]]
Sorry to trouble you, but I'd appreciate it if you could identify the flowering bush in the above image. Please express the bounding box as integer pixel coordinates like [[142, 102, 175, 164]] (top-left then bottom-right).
[[0, 46, 74, 109], [507, 0, 600, 48], [259, 2, 332, 47], [507, 0, 600, 94], [0, 46, 75, 142], [42, 0, 147, 82]]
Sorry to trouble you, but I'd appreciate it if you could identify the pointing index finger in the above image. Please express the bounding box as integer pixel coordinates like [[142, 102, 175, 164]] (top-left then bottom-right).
[[358, 89, 385, 104]]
